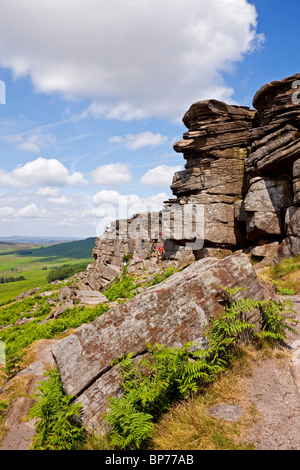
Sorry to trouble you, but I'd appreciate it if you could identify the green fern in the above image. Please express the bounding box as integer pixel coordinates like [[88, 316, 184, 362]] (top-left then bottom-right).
[[104, 341, 222, 449], [257, 297, 298, 343], [104, 397, 154, 450], [28, 367, 86, 450]]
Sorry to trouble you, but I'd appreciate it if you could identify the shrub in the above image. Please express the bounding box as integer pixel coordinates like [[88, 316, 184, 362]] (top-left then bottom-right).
[[122, 254, 133, 263], [104, 267, 140, 302], [46, 262, 90, 283], [147, 267, 175, 286], [0, 276, 25, 284]]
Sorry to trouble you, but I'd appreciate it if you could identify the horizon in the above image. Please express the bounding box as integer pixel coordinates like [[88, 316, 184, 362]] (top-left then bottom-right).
[[0, 0, 299, 239]]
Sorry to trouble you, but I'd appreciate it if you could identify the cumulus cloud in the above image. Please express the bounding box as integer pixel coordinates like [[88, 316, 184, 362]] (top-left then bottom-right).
[[92, 190, 141, 207], [18, 202, 41, 217], [0, 0, 264, 120], [109, 132, 169, 150], [92, 189, 169, 235], [0, 157, 87, 188], [91, 162, 132, 186], [35, 187, 60, 197], [140, 165, 182, 187]]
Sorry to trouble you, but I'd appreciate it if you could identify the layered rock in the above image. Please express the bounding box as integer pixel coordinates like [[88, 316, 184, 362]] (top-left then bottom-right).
[[84, 210, 196, 290], [84, 74, 300, 290], [52, 253, 265, 429], [171, 100, 255, 249], [243, 73, 300, 253], [245, 73, 300, 176]]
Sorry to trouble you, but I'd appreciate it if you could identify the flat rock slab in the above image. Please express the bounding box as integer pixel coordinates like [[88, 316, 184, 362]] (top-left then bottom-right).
[[52, 253, 265, 403], [208, 403, 244, 422], [75, 290, 109, 305]]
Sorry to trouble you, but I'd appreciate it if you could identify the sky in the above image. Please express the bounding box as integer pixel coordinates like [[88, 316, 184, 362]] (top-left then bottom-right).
[[0, 0, 299, 239]]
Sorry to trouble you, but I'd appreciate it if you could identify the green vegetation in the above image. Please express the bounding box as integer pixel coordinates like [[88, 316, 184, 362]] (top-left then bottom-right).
[[1, 278, 297, 451], [258, 254, 300, 294], [0, 276, 25, 284], [28, 367, 86, 450], [23, 237, 96, 259], [0, 241, 37, 255], [46, 262, 91, 283], [104, 267, 141, 302], [0, 238, 94, 303], [0, 295, 51, 328], [103, 266, 177, 303], [0, 246, 299, 451], [0, 302, 109, 378], [96, 286, 298, 450], [270, 254, 300, 279], [103, 343, 217, 450], [147, 267, 176, 286]]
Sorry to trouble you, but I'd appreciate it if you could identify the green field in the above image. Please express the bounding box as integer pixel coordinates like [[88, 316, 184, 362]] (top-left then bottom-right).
[[0, 238, 95, 303]]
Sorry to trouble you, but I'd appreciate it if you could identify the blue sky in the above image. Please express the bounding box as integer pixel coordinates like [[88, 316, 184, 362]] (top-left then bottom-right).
[[0, 0, 298, 239]]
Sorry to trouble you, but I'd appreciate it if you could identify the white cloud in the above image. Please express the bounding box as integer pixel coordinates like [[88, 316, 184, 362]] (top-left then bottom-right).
[[140, 165, 182, 187], [0, 0, 264, 121], [92, 189, 169, 235], [18, 203, 41, 217], [5, 133, 56, 154], [47, 196, 71, 205], [92, 190, 141, 207], [0, 206, 15, 217], [0, 157, 87, 188], [109, 132, 169, 150], [35, 187, 60, 197], [92, 162, 132, 186]]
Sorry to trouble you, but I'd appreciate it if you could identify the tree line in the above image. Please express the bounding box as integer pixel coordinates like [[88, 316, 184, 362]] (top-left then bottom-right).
[[0, 275, 25, 284]]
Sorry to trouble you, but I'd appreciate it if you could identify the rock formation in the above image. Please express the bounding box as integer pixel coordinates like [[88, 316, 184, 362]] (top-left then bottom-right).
[[52, 252, 264, 429], [171, 99, 255, 250], [50, 72, 300, 432], [81, 72, 300, 292], [244, 73, 300, 253]]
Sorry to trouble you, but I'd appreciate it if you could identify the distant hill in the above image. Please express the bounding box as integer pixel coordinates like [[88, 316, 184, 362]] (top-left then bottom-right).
[[0, 241, 38, 254], [0, 236, 81, 245], [17, 237, 96, 259]]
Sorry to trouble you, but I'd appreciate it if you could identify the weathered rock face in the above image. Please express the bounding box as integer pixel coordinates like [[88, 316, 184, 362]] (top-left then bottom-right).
[[243, 73, 300, 251], [83, 74, 300, 291], [243, 176, 292, 240], [272, 207, 300, 263], [83, 209, 197, 290], [246, 74, 300, 177], [52, 253, 264, 429], [171, 99, 255, 249]]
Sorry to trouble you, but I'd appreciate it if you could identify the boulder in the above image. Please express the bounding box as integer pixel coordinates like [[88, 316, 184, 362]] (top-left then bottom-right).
[[57, 286, 73, 301], [251, 242, 279, 259], [74, 290, 109, 305], [52, 253, 265, 428], [244, 177, 292, 214], [272, 207, 300, 263], [244, 177, 292, 241]]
